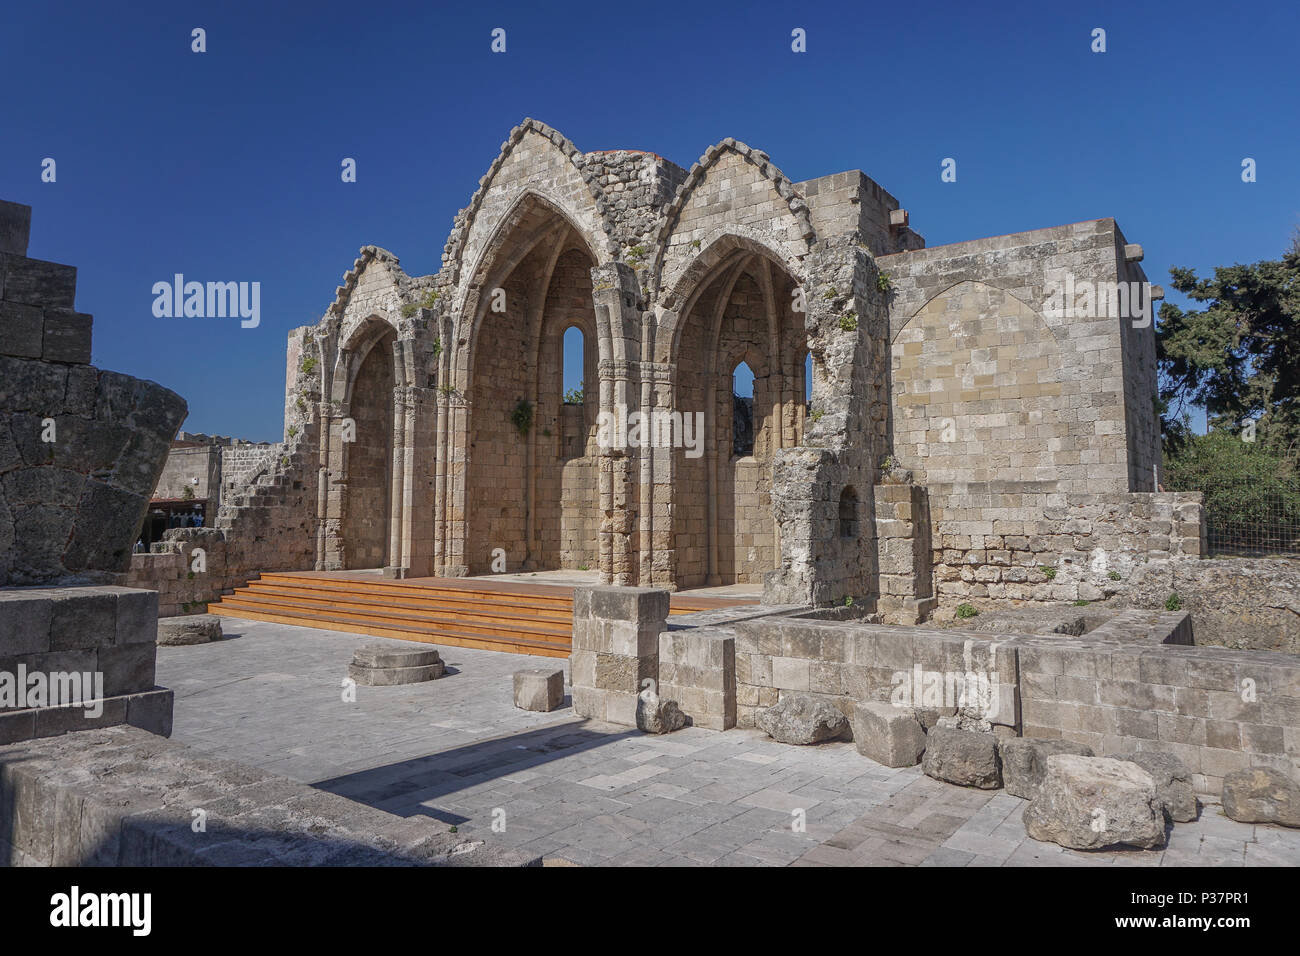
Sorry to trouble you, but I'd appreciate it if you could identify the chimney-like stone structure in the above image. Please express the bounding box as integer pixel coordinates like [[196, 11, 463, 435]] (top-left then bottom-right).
[[0, 198, 186, 743]]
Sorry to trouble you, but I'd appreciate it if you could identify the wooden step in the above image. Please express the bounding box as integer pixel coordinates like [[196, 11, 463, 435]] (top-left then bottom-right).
[[207, 604, 570, 659], [208, 569, 758, 660], [239, 581, 574, 624], [258, 572, 575, 609], [215, 593, 569, 642]]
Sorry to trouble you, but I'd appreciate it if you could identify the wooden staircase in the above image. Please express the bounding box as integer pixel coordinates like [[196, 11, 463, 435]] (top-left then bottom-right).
[[207, 572, 756, 659]]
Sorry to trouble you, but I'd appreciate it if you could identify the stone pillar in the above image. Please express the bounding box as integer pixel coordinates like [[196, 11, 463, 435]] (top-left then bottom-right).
[[874, 483, 936, 624], [590, 264, 643, 587], [321, 402, 351, 571], [569, 586, 668, 727], [638, 359, 677, 588], [764, 237, 890, 607], [399, 385, 437, 577]]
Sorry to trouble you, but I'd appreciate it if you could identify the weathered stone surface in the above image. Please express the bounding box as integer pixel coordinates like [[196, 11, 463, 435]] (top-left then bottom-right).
[[514, 668, 564, 712], [914, 705, 957, 732], [156, 613, 223, 646], [1023, 755, 1167, 850], [0, 724, 538, 866], [1114, 751, 1198, 823], [921, 724, 1002, 788], [757, 694, 848, 745], [852, 701, 926, 767], [348, 644, 444, 685], [352, 643, 441, 670], [999, 737, 1095, 800], [636, 691, 686, 734], [347, 661, 444, 686], [1222, 767, 1300, 828]]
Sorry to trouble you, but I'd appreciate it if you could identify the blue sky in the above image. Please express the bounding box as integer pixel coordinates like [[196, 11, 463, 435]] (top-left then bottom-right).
[[2, 0, 1295, 440]]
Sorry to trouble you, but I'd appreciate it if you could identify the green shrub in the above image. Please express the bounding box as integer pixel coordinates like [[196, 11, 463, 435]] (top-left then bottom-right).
[[1165, 592, 1183, 611], [511, 400, 533, 438], [955, 603, 978, 619], [1039, 566, 1057, 580]]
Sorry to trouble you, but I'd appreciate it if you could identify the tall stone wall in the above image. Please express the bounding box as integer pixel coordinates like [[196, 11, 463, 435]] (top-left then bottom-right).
[[152, 444, 220, 503], [255, 121, 1176, 614], [880, 219, 1156, 496], [929, 489, 1203, 609]]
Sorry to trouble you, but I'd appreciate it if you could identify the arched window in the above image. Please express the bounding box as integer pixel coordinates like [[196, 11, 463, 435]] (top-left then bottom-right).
[[732, 361, 755, 457], [838, 486, 858, 539], [563, 326, 585, 405]]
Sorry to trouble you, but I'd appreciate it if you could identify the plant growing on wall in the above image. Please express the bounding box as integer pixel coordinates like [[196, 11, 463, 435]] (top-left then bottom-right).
[[877, 272, 893, 293], [955, 603, 978, 619], [180, 486, 195, 501], [300, 355, 318, 376], [839, 311, 858, 332], [564, 381, 585, 405], [511, 400, 533, 438]]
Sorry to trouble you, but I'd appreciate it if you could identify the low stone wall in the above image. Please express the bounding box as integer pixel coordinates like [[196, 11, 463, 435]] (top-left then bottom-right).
[[732, 617, 1019, 732], [1114, 557, 1300, 654], [571, 585, 1299, 797], [0, 725, 538, 866], [929, 488, 1203, 608], [1017, 636, 1300, 795], [124, 528, 231, 616], [0, 586, 172, 744]]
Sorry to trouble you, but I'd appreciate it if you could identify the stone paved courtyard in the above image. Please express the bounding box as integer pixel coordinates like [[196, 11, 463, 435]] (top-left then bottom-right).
[[156, 620, 1300, 867]]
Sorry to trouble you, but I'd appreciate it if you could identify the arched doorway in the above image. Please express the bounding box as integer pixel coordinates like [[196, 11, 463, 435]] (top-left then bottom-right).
[[463, 197, 601, 574], [672, 249, 806, 587], [342, 325, 396, 569]]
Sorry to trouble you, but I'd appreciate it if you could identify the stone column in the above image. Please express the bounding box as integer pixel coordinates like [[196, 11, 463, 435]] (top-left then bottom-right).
[[874, 482, 936, 624], [399, 384, 437, 577], [590, 263, 642, 587]]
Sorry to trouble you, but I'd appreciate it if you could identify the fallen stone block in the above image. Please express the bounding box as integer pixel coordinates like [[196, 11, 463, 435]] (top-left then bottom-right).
[[513, 668, 564, 712], [156, 613, 223, 646], [1023, 755, 1166, 850], [348, 643, 443, 686], [852, 701, 926, 767], [913, 705, 956, 732], [756, 693, 848, 745], [999, 737, 1095, 800], [1114, 751, 1198, 823], [1222, 767, 1300, 828], [636, 691, 687, 734], [921, 723, 1001, 788]]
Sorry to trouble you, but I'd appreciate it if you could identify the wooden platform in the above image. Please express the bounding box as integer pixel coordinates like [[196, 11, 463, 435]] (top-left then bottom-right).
[[206, 571, 757, 659]]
